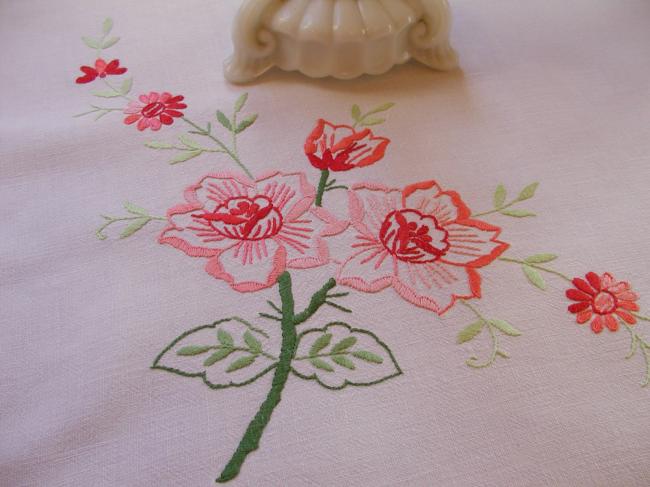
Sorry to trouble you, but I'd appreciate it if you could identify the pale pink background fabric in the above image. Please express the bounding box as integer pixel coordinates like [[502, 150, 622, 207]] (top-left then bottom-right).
[[2, 1, 650, 486]]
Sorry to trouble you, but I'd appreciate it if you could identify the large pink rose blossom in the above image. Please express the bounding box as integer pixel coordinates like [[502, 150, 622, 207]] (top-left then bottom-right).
[[337, 180, 510, 314], [160, 172, 343, 292]]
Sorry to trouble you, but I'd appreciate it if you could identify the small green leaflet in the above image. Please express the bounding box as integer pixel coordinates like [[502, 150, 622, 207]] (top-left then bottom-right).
[[227, 355, 256, 373], [244, 331, 262, 354], [457, 321, 484, 344], [216, 110, 232, 131], [351, 104, 362, 122], [489, 319, 522, 337], [102, 37, 120, 49], [501, 209, 536, 218], [518, 182, 539, 201], [178, 135, 201, 149], [310, 358, 335, 372], [120, 78, 133, 95], [234, 93, 248, 113], [494, 184, 507, 208], [92, 90, 121, 98], [331, 337, 357, 354], [145, 141, 175, 149], [309, 333, 332, 356], [524, 254, 557, 264], [170, 150, 202, 164], [82, 36, 100, 49], [102, 18, 113, 35], [120, 218, 150, 239], [360, 118, 385, 126], [217, 329, 234, 347], [351, 351, 383, 364], [332, 356, 355, 370], [235, 114, 258, 134], [522, 265, 546, 290], [123, 201, 148, 216], [177, 345, 212, 356], [204, 348, 233, 367]]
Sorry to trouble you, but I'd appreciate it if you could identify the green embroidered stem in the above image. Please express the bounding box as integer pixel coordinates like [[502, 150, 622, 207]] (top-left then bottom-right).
[[315, 169, 329, 207], [292, 278, 337, 326], [472, 182, 539, 218], [182, 117, 254, 180], [217, 272, 297, 483], [472, 201, 519, 218], [459, 300, 512, 369], [499, 257, 572, 282], [621, 321, 650, 387]]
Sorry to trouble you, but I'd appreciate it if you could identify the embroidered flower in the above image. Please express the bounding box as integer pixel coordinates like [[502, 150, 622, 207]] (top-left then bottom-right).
[[337, 181, 509, 314], [305, 119, 390, 172], [75, 58, 127, 84], [566, 272, 639, 333], [123, 92, 186, 131], [159, 172, 334, 292]]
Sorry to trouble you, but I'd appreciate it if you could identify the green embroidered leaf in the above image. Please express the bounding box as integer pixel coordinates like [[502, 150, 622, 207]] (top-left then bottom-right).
[[309, 333, 332, 357], [102, 18, 113, 35], [102, 37, 120, 49], [234, 93, 248, 113], [489, 319, 522, 337], [177, 345, 212, 356], [522, 265, 546, 290], [517, 182, 539, 201], [226, 355, 256, 373], [351, 350, 383, 364], [310, 358, 335, 372], [152, 318, 277, 390], [331, 336, 357, 353], [170, 150, 202, 164], [351, 104, 362, 122], [292, 322, 402, 390], [216, 110, 233, 131], [145, 141, 175, 150], [203, 348, 233, 366], [92, 90, 121, 98], [361, 117, 386, 126], [179, 135, 201, 149], [244, 331, 262, 354], [217, 329, 234, 347], [235, 114, 258, 134], [123, 201, 148, 216], [82, 36, 101, 49], [332, 355, 355, 370], [457, 321, 484, 344], [120, 78, 133, 95], [493, 184, 507, 208], [365, 102, 395, 117], [500, 209, 536, 218], [524, 254, 557, 264], [119, 217, 149, 239]]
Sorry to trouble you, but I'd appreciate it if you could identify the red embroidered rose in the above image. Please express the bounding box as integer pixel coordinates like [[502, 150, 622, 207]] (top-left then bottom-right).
[[304, 119, 390, 172], [75, 58, 127, 84], [159, 172, 337, 292], [337, 180, 509, 314], [566, 272, 639, 333], [123, 92, 186, 131]]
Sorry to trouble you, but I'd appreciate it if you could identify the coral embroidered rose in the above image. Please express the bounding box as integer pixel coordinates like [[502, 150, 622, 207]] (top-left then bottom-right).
[[305, 119, 390, 172], [123, 92, 186, 131], [75, 58, 127, 84], [566, 272, 639, 333], [337, 180, 509, 314], [159, 172, 334, 292]]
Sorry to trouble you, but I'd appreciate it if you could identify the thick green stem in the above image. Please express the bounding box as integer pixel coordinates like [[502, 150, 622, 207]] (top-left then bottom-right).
[[216, 272, 297, 483], [315, 169, 329, 207]]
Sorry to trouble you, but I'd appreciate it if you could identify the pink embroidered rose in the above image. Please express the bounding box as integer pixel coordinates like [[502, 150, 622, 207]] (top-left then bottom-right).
[[159, 172, 338, 292], [305, 119, 390, 172], [337, 180, 510, 314], [123, 92, 186, 131]]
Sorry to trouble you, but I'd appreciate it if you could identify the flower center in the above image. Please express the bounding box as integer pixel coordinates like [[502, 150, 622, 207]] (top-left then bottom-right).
[[196, 196, 283, 241], [379, 209, 450, 264], [142, 102, 166, 118], [592, 291, 617, 315]]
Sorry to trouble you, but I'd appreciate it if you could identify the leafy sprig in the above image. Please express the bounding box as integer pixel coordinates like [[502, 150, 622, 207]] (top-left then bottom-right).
[[351, 102, 395, 129], [473, 182, 539, 218], [96, 202, 166, 240], [82, 18, 120, 56]]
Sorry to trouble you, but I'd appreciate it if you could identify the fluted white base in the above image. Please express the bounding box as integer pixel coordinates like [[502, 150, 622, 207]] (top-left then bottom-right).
[[224, 0, 458, 84]]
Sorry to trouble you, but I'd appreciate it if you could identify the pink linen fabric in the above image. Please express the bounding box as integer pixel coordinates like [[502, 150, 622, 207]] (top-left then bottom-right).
[[1, 1, 650, 486]]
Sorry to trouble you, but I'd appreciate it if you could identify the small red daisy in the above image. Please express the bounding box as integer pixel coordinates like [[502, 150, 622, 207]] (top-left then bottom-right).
[[123, 92, 187, 131], [76, 58, 127, 84], [566, 272, 639, 333]]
